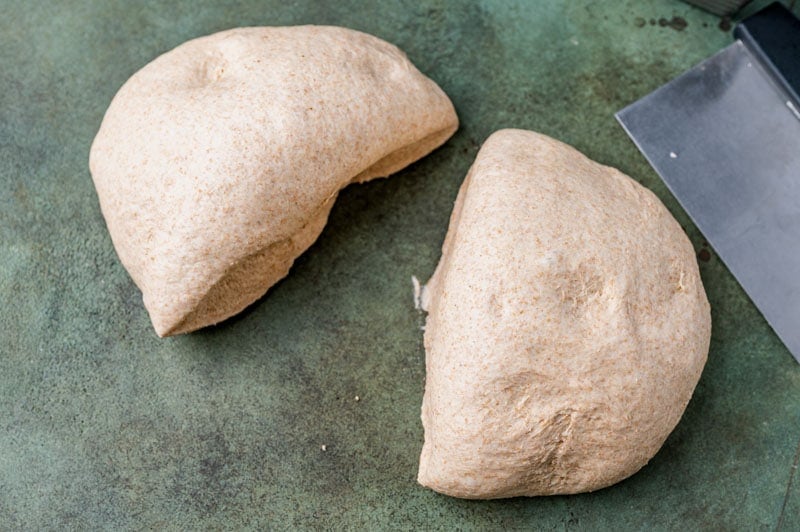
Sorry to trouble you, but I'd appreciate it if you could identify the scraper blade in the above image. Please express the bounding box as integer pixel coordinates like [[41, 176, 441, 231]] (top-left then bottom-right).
[[616, 3, 800, 362]]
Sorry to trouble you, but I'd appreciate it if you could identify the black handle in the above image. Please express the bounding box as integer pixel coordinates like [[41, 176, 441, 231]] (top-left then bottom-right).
[[734, 2, 800, 105]]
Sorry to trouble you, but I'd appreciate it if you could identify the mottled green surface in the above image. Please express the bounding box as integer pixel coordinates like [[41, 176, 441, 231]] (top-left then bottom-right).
[[2, 0, 799, 529]]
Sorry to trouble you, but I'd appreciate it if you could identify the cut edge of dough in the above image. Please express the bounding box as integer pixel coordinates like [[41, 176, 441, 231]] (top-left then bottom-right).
[[152, 195, 336, 337], [350, 122, 459, 184], [152, 121, 458, 337], [419, 151, 474, 314]]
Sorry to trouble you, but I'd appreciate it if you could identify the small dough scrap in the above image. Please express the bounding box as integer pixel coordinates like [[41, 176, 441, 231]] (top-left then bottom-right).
[[418, 129, 710, 499], [90, 26, 458, 336]]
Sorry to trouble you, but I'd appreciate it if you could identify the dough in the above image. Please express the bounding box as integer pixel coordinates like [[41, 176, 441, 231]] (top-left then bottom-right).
[[90, 26, 458, 336], [418, 129, 710, 499]]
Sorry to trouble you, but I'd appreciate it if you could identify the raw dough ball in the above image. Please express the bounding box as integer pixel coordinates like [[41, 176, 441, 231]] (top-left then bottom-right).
[[90, 26, 458, 336], [418, 129, 710, 499]]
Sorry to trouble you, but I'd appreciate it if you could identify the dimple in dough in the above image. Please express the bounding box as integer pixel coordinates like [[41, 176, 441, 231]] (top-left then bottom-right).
[[418, 129, 710, 499], [90, 26, 458, 336]]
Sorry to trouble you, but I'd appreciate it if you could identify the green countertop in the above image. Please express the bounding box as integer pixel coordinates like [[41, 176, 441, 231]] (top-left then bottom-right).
[[2, 0, 799, 529]]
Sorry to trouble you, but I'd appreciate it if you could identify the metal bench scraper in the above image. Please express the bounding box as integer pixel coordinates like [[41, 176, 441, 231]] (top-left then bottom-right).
[[616, 2, 800, 363]]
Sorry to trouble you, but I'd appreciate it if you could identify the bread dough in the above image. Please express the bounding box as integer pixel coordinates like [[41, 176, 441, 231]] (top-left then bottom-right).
[[90, 26, 458, 336], [418, 129, 710, 499]]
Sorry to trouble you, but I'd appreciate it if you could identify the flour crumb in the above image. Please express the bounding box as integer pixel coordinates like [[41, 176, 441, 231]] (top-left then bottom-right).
[[321, 444, 327, 452], [412, 275, 422, 309]]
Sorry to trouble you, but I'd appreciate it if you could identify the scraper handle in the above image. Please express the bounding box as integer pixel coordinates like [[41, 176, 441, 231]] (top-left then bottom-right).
[[734, 2, 800, 105]]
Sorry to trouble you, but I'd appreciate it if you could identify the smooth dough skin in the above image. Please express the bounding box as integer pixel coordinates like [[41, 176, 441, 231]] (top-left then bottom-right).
[[90, 26, 458, 336], [418, 129, 710, 499]]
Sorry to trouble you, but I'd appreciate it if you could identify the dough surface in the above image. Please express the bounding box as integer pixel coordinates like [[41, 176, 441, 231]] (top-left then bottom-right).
[[418, 129, 710, 499], [90, 26, 458, 336]]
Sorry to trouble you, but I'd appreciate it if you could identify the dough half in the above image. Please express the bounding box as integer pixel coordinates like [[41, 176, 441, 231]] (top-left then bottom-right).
[[90, 26, 458, 336], [418, 129, 710, 498]]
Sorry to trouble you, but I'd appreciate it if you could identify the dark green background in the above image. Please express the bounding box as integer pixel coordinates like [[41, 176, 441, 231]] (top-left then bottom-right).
[[2, 0, 799, 529]]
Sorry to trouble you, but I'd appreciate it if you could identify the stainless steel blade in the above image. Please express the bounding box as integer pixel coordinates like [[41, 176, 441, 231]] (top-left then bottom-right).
[[616, 41, 800, 363]]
